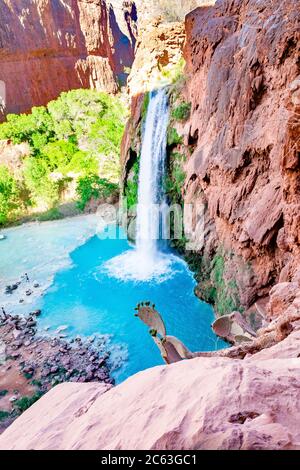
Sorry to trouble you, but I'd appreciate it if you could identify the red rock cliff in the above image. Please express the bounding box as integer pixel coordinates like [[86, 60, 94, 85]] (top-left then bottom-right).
[[0, 0, 137, 120], [121, 0, 300, 325], [182, 0, 299, 315]]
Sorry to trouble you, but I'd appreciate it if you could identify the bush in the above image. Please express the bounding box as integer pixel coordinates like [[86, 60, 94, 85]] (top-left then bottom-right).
[[0, 165, 19, 224], [0, 107, 54, 153], [124, 159, 140, 209], [76, 175, 118, 210], [164, 152, 185, 204], [22, 157, 60, 207], [0, 410, 10, 421], [14, 392, 43, 413], [171, 102, 191, 121], [167, 127, 183, 146], [36, 207, 63, 222]]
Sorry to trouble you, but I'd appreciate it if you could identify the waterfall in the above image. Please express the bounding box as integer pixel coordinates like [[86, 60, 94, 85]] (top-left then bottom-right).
[[104, 87, 175, 282], [135, 89, 169, 265]]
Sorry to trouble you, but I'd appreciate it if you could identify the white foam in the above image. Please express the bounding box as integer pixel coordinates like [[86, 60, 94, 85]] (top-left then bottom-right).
[[101, 249, 180, 283]]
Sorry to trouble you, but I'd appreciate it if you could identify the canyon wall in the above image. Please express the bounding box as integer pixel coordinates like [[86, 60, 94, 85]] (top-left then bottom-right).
[[182, 0, 300, 317], [122, 0, 300, 325], [0, 0, 137, 120]]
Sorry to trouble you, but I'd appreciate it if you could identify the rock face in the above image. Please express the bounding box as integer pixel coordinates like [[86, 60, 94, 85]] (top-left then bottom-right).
[[181, 0, 300, 312], [127, 17, 185, 95], [0, 328, 299, 450], [123, 0, 300, 319], [0, 0, 137, 120]]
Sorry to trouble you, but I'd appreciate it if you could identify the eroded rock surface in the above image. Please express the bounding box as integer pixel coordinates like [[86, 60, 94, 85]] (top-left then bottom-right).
[[0, 328, 299, 450], [0, 0, 137, 119], [182, 0, 300, 312]]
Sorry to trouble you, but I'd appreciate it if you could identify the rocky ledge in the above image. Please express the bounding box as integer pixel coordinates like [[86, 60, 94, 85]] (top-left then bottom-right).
[[0, 327, 299, 450], [0, 312, 112, 433]]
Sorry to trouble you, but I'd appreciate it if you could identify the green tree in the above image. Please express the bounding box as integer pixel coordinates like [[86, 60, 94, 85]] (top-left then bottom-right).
[[23, 157, 60, 207], [0, 165, 18, 224]]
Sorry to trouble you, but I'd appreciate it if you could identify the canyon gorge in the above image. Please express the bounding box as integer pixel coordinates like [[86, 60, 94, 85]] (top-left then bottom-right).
[[0, 0, 299, 451]]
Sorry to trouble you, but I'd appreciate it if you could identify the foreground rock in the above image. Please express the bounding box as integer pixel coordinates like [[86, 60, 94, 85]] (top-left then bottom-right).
[[0, 328, 299, 450]]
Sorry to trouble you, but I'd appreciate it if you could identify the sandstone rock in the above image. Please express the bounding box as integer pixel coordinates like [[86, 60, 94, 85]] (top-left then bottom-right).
[[0, 0, 137, 120], [0, 334, 299, 450], [212, 311, 256, 345], [267, 282, 299, 319]]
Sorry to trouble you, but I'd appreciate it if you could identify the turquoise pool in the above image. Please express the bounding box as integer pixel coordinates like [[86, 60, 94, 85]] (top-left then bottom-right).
[[0, 216, 227, 382]]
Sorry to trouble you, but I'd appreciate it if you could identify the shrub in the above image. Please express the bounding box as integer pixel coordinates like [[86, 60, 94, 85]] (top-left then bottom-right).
[[0, 165, 19, 224], [0, 410, 10, 421], [22, 157, 60, 207], [167, 128, 183, 146], [36, 207, 63, 222], [171, 102, 191, 121], [14, 392, 43, 413], [124, 159, 140, 209], [0, 106, 54, 153], [76, 175, 118, 210], [164, 152, 185, 204]]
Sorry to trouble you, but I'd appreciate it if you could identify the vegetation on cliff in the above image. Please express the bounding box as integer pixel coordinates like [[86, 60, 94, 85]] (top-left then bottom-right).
[[0, 90, 126, 225]]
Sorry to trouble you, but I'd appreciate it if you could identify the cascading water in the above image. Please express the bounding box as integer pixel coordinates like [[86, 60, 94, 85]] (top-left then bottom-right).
[[135, 89, 169, 268], [105, 88, 176, 281]]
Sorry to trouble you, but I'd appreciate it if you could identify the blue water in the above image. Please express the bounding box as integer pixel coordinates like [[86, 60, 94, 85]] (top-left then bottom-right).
[[33, 226, 227, 383]]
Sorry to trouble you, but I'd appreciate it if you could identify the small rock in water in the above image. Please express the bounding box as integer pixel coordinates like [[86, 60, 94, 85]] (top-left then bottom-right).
[[33, 282, 40, 288], [32, 309, 41, 317], [9, 395, 18, 403], [19, 299, 24, 304], [56, 325, 69, 334], [26, 290, 33, 296]]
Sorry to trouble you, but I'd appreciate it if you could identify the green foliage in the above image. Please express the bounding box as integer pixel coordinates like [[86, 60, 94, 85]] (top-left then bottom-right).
[[141, 92, 150, 121], [0, 89, 126, 222], [209, 254, 240, 316], [124, 159, 140, 209], [161, 57, 186, 85], [0, 389, 8, 397], [76, 175, 118, 211], [22, 157, 61, 206], [14, 392, 43, 413], [36, 207, 63, 222], [0, 410, 10, 421], [171, 102, 191, 122], [0, 165, 19, 225], [0, 107, 54, 153], [167, 127, 183, 146], [164, 152, 185, 204]]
